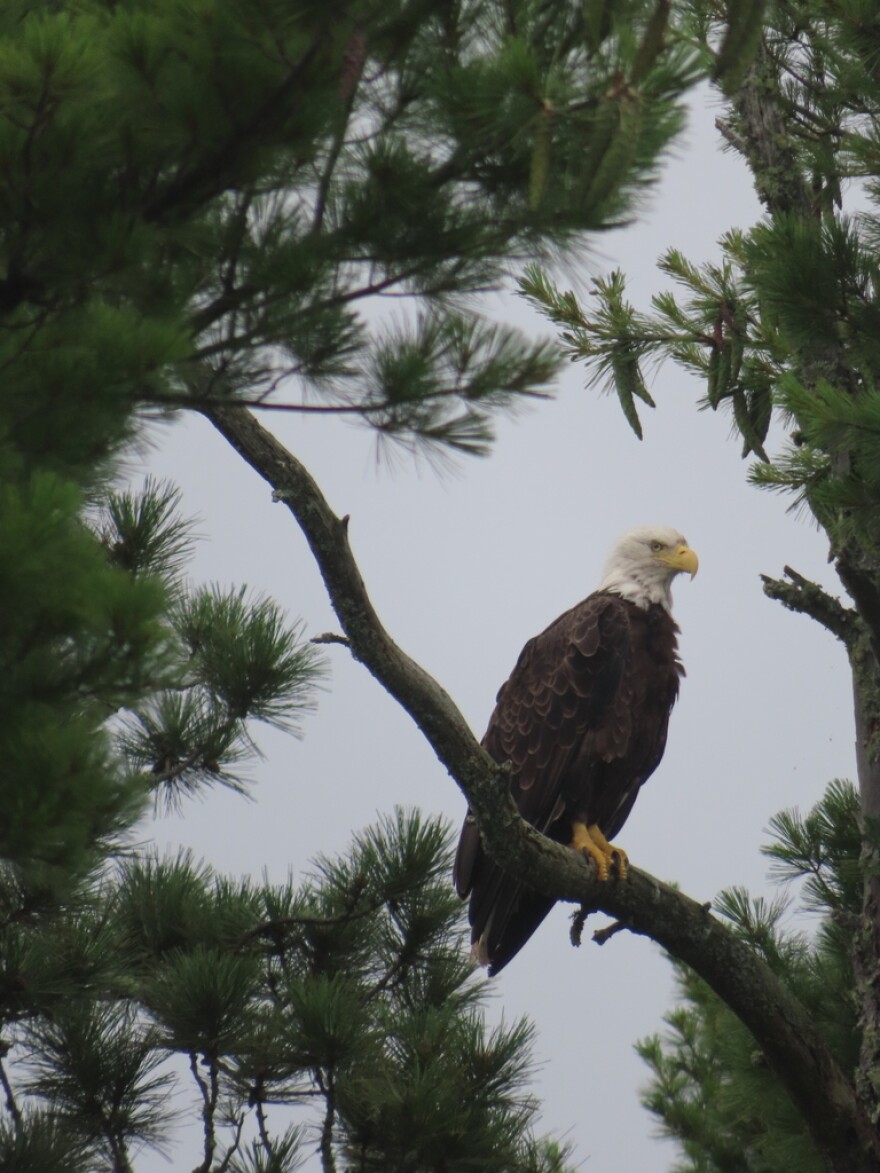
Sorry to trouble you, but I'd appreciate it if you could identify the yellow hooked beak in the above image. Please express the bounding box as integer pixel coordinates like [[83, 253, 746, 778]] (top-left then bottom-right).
[[656, 544, 699, 578]]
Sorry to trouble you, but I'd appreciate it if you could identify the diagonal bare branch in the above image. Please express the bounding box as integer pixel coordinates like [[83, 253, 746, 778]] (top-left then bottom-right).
[[201, 399, 880, 1173], [761, 566, 860, 647]]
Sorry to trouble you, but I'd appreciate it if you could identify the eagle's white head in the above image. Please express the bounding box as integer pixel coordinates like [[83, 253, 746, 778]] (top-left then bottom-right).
[[598, 526, 698, 613]]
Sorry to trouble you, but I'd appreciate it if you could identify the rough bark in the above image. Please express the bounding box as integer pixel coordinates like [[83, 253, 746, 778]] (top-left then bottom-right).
[[849, 625, 880, 1124], [728, 55, 812, 216], [202, 399, 880, 1173], [730, 40, 880, 1129]]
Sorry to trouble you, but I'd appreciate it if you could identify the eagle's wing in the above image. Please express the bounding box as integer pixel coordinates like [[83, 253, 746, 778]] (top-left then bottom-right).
[[453, 593, 633, 973]]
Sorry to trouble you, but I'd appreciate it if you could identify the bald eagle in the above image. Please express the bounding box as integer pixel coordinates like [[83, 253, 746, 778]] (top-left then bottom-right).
[[453, 526, 698, 975]]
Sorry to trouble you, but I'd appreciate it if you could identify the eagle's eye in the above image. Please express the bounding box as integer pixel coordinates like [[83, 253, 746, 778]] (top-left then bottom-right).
[[650, 540, 664, 552]]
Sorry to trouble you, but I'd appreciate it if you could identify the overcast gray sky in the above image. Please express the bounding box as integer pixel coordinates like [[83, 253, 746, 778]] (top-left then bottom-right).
[[138, 85, 856, 1171]]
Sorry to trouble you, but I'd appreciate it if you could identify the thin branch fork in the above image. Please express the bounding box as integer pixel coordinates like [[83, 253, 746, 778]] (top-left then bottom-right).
[[202, 400, 880, 1173]]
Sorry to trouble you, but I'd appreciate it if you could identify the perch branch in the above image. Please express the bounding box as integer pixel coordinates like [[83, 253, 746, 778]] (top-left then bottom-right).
[[202, 400, 880, 1173]]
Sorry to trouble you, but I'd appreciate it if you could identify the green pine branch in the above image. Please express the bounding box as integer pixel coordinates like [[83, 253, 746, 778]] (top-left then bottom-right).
[[638, 780, 864, 1173]]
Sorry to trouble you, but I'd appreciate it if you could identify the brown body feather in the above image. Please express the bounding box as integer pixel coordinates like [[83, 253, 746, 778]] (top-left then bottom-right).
[[453, 591, 683, 976]]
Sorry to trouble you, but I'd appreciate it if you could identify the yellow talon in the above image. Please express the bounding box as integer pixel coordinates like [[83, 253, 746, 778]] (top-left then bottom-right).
[[587, 823, 629, 879], [569, 821, 628, 880]]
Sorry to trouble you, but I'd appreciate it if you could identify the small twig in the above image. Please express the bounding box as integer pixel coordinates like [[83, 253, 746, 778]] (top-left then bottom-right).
[[312, 80, 356, 236], [150, 383, 516, 416], [239, 901, 382, 947], [592, 903, 711, 947], [214, 1113, 246, 1173], [760, 566, 859, 647], [715, 115, 747, 155], [311, 632, 352, 647], [592, 918, 630, 947], [363, 950, 413, 1001]]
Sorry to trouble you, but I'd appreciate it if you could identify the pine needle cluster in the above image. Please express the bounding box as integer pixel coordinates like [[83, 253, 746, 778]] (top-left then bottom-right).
[[0, 0, 702, 470], [0, 3, 710, 1165], [637, 780, 863, 1173], [522, 2, 880, 550], [1, 809, 576, 1172]]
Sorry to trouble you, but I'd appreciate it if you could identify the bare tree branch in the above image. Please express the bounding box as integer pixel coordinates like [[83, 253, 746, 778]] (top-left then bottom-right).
[[760, 566, 860, 647], [201, 400, 880, 1173]]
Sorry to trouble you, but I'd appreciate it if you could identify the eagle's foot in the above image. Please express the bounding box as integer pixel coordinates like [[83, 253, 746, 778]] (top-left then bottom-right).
[[570, 821, 628, 881]]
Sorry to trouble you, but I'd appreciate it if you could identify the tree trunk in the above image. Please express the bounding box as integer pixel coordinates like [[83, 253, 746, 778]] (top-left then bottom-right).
[[849, 631, 880, 1123], [730, 41, 880, 1137]]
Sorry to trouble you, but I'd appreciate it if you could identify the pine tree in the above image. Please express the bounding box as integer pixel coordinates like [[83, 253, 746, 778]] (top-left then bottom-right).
[[638, 780, 862, 1173], [5, 798, 577, 1172], [520, 1, 880, 1165], [1, 470, 575, 1170], [0, 473, 326, 1169], [0, 0, 706, 1168]]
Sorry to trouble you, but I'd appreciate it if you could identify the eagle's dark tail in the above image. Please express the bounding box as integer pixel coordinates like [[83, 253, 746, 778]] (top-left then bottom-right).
[[454, 813, 555, 975]]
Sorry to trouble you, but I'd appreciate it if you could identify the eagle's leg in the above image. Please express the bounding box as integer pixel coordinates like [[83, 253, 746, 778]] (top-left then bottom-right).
[[569, 821, 628, 880]]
